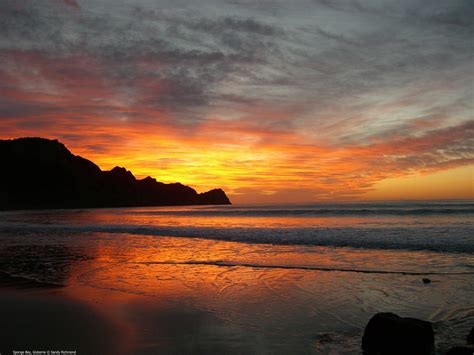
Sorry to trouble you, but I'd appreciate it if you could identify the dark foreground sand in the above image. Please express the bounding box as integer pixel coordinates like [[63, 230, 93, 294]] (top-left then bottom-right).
[[0, 273, 259, 355], [0, 289, 128, 354]]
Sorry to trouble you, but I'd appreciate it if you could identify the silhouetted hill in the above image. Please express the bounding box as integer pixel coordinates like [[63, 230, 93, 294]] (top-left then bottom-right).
[[0, 137, 231, 210]]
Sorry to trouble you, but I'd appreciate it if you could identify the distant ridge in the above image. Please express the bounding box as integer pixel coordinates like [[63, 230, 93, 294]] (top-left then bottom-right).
[[0, 137, 231, 210]]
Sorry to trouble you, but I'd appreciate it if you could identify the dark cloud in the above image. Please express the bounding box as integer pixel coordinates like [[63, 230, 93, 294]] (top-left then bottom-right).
[[1, 0, 294, 123], [186, 16, 283, 36]]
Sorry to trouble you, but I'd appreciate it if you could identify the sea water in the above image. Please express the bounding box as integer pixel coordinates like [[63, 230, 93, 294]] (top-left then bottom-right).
[[0, 201, 473, 353]]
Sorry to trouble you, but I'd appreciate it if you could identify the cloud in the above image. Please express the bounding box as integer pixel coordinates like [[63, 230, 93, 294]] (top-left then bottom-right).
[[54, 0, 80, 8], [0, 0, 472, 201]]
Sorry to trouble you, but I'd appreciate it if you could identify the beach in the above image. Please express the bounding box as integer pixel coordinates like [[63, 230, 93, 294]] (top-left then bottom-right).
[[2, 0, 473, 352], [0, 202, 473, 354]]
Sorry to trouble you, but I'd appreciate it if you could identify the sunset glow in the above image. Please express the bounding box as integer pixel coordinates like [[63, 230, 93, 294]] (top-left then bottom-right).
[[1, 0, 472, 203]]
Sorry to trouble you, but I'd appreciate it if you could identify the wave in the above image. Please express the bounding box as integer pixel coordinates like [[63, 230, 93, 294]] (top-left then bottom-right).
[[2, 202, 472, 217], [125, 207, 474, 217], [131, 260, 474, 276], [121, 202, 474, 217], [2, 222, 473, 253]]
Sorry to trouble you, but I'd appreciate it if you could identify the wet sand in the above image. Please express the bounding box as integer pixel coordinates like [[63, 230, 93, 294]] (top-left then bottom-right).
[[0, 287, 129, 354], [0, 276, 265, 354], [0, 234, 473, 354]]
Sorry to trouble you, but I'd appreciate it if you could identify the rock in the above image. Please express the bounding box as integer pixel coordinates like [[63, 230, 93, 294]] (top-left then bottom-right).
[[198, 188, 231, 205], [422, 278, 432, 284], [446, 346, 473, 355], [362, 312, 434, 355], [468, 327, 474, 344], [0, 137, 231, 210]]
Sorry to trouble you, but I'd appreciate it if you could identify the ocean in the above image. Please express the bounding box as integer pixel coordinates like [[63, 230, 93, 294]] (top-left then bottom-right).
[[0, 201, 473, 353]]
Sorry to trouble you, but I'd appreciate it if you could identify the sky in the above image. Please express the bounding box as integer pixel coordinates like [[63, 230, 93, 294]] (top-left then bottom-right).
[[0, 0, 473, 203]]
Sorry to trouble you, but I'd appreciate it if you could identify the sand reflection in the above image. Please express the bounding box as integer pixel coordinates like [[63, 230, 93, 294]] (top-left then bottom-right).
[[58, 234, 474, 353]]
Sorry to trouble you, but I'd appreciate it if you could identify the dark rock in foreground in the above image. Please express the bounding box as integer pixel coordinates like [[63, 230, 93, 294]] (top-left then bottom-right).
[[0, 137, 231, 210], [362, 312, 434, 355]]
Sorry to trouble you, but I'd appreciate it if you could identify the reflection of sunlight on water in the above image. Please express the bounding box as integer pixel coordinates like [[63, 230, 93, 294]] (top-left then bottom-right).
[[4, 205, 472, 229], [4, 206, 473, 254], [66, 233, 474, 274], [51, 234, 474, 353], [0, 204, 473, 353]]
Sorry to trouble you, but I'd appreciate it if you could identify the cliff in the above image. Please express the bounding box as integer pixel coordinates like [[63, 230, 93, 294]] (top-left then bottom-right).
[[0, 137, 231, 210]]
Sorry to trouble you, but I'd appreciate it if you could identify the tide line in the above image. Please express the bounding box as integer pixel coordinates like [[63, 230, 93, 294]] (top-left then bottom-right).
[[133, 260, 474, 276]]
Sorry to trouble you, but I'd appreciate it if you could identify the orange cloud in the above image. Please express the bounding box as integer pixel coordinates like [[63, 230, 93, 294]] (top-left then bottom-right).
[[2, 107, 471, 203]]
